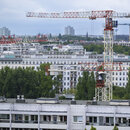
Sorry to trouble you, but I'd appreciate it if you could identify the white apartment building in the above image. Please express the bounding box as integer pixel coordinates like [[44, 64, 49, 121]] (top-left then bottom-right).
[[114, 41, 130, 47], [0, 43, 129, 91], [0, 98, 130, 130]]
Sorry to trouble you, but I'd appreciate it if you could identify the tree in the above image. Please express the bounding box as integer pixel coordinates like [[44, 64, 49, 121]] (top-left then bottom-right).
[[53, 74, 63, 94], [36, 64, 55, 98], [63, 88, 76, 94], [87, 72, 95, 100], [113, 86, 126, 99], [125, 69, 130, 99], [0, 63, 56, 99], [75, 71, 96, 100], [90, 125, 96, 130], [59, 96, 66, 100], [84, 44, 130, 55], [113, 125, 118, 130]]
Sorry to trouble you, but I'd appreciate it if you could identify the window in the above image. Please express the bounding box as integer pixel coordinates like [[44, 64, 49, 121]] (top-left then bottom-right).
[[43, 115, 51, 122], [0, 114, 9, 119], [118, 118, 121, 123], [31, 115, 38, 122], [106, 117, 109, 123], [15, 114, 22, 121], [89, 117, 92, 123], [94, 117, 97, 123], [25, 115, 29, 122], [59, 116, 67, 122], [89, 116, 97, 123], [73, 116, 83, 123], [123, 118, 127, 123]]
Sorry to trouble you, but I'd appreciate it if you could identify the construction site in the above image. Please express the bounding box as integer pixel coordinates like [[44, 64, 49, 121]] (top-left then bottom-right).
[[0, 0, 130, 129], [0, 10, 130, 101]]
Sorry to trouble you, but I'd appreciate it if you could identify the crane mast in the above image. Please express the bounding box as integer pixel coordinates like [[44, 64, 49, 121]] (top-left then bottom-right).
[[26, 10, 130, 101]]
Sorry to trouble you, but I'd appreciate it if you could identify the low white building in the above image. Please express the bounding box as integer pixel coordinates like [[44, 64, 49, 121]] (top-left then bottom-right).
[[0, 98, 130, 130]]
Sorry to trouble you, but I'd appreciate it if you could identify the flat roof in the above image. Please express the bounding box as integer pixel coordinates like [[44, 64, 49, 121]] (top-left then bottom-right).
[[0, 98, 130, 106]]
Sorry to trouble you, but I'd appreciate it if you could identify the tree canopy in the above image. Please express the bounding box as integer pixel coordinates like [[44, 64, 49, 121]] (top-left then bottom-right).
[[0, 64, 56, 99], [0, 64, 129, 100], [84, 44, 130, 55], [125, 69, 130, 99], [75, 71, 96, 100]]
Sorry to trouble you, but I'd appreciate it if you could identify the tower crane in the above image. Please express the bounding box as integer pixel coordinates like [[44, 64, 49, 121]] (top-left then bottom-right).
[[118, 23, 130, 41], [26, 10, 130, 101]]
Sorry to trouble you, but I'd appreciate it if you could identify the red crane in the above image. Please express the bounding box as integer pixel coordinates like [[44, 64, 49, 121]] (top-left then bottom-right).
[[26, 10, 130, 101]]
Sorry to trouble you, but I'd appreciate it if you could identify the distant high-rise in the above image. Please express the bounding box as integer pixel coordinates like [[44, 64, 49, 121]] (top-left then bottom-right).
[[64, 26, 75, 36], [0, 27, 11, 36]]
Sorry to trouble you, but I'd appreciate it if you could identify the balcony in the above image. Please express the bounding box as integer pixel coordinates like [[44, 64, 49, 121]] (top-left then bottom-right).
[[0, 119, 10, 123]]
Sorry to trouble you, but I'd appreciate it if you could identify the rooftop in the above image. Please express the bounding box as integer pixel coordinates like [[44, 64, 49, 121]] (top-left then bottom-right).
[[1, 98, 130, 106]]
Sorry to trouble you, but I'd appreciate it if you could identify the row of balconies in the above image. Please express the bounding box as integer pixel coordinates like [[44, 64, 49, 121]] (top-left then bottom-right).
[[86, 116, 130, 127], [0, 114, 67, 125]]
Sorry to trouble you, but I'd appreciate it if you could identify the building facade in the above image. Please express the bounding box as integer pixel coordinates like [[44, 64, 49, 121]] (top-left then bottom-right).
[[0, 43, 129, 91], [64, 26, 75, 36], [0, 98, 130, 130]]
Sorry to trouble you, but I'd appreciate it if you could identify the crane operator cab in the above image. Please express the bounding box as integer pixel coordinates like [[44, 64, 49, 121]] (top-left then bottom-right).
[[96, 71, 106, 88]]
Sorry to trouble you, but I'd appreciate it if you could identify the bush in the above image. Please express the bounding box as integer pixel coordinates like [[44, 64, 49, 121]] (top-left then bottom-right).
[[90, 125, 96, 130], [113, 125, 118, 130], [59, 96, 66, 100]]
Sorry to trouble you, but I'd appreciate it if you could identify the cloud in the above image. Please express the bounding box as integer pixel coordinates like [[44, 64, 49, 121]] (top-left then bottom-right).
[[0, 0, 130, 35]]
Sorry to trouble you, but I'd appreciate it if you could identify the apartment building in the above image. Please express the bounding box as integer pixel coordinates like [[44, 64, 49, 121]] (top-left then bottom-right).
[[64, 26, 75, 36], [0, 43, 129, 90], [0, 98, 130, 130]]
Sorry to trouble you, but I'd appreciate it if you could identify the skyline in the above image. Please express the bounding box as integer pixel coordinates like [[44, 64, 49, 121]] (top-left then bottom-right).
[[1, 0, 130, 35]]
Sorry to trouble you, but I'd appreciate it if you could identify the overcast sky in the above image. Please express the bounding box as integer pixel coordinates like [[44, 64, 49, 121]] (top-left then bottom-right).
[[1, 0, 130, 35]]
